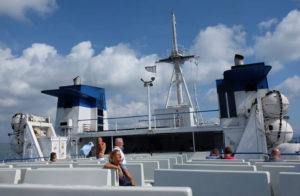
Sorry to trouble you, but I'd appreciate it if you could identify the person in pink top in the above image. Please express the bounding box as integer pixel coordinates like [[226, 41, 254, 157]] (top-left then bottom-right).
[[223, 147, 235, 159]]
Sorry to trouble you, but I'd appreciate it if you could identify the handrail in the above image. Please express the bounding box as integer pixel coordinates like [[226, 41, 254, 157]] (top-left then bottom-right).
[[0, 156, 50, 163], [78, 109, 219, 121], [0, 154, 85, 163]]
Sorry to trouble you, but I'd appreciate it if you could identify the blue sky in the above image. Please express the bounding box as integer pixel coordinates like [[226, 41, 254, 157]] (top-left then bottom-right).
[[0, 0, 300, 142]]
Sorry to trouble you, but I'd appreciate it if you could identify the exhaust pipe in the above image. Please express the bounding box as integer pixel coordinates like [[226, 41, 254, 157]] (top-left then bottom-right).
[[234, 54, 244, 66], [73, 76, 81, 85]]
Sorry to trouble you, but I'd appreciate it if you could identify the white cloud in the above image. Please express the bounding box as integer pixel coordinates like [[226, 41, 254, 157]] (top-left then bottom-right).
[[203, 88, 218, 105], [188, 24, 252, 85], [258, 18, 278, 30], [0, 0, 58, 21], [276, 75, 300, 100], [106, 96, 149, 129], [254, 10, 300, 71], [68, 41, 94, 60], [0, 41, 173, 135], [0, 98, 19, 107], [107, 97, 147, 118], [23, 43, 57, 62]]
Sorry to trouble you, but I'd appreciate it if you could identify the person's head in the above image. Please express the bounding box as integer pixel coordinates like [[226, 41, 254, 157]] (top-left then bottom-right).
[[211, 148, 219, 156], [271, 148, 280, 158], [50, 152, 57, 162], [97, 137, 103, 144], [109, 150, 122, 165], [115, 138, 124, 149], [224, 147, 233, 156]]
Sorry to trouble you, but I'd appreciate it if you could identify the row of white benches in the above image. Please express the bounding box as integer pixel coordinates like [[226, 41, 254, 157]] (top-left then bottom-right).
[[0, 154, 189, 196], [1, 153, 300, 196], [0, 184, 192, 196], [1, 164, 299, 196]]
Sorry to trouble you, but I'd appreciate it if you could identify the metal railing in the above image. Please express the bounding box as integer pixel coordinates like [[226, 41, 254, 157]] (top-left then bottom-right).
[[78, 109, 219, 131]]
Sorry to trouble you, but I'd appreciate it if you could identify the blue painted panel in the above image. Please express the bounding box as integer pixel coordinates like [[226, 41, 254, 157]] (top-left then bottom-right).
[[216, 79, 228, 118], [42, 84, 106, 110], [219, 63, 271, 92]]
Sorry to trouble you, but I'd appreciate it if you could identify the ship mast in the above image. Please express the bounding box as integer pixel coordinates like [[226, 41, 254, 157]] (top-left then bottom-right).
[[171, 11, 179, 56], [157, 11, 196, 108]]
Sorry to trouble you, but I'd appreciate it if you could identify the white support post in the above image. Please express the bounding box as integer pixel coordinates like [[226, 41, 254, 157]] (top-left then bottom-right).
[[147, 85, 152, 130]]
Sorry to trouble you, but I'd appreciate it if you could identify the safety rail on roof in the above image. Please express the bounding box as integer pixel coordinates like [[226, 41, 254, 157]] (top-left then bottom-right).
[[0, 154, 85, 163], [78, 109, 219, 131]]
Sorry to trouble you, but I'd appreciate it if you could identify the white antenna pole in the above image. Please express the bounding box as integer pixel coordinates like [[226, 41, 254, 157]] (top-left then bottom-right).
[[171, 11, 179, 55], [166, 68, 175, 108]]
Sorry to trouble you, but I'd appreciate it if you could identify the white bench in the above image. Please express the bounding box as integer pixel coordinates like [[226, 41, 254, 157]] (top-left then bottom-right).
[[254, 162, 300, 168], [126, 161, 159, 183], [0, 168, 31, 183], [0, 165, 13, 168], [257, 166, 295, 196], [73, 163, 102, 167], [173, 164, 256, 171], [153, 155, 183, 164], [151, 157, 177, 168], [74, 163, 145, 186], [154, 169, 271, 196], [43, 167, 119, 186], [14, 164, 73, 168], [128, 159, 169, 169], [73, 160, 102, 164], [188, 152, 210, 160], [0, 169, 21, 184], [182, 154, 188, 163], [191, 159, 245, 163], [279, 172, 300, 196], [0, 184, 192, 196], [126, 163, 145, 186], [187, 160, 250, 165], [23, 168, 112, 186]]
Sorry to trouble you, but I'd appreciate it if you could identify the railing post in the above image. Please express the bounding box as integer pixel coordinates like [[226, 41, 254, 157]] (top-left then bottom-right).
[[115, 119, 118, 131], [192, 132, 196, 152], [173, 114, 176, 127]]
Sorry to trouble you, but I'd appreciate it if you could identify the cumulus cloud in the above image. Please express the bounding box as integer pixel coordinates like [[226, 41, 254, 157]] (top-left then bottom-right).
[[254, 10, 300, 71], [276, 75, 300, 100], [202, 88, 218, 105], [0, 41, 165, 99], [0, 98, 19, 107], [68, 41, 94, 60], [0, 41, 175, 139], [0, 0, 57, 21], [188, 24, 252, 85], [258, 18, 278, 30]]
